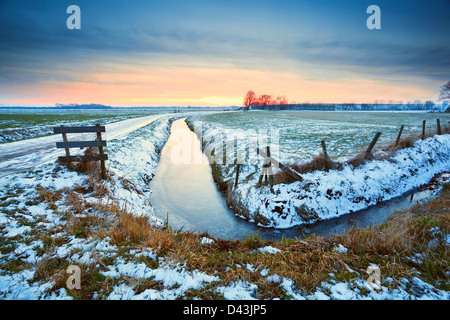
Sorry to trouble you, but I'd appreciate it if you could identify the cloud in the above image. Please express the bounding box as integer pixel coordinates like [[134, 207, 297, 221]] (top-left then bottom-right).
[[285, 38, 450, 82], [0, 0, 449, 105]]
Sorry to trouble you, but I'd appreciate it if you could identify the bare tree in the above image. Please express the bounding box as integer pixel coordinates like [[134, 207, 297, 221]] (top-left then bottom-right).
[[243, 90, 257, 109], [279, 96, 288, 105], [244, 90, 289, 109], [258, 94, 272, 106], [439, 81, 450, 101]]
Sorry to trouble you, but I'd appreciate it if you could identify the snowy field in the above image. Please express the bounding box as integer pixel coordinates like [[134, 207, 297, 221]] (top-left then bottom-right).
[[1, 163, 448, 300], [193, 111, 450, 163], [0, 109, 168, 143]]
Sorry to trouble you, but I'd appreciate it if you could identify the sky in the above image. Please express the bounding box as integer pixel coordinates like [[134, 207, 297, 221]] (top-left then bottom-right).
[[0, 0, 449, 107]]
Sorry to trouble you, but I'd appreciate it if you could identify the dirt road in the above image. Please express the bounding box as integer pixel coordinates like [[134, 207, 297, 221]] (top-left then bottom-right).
[[0, 114, 169, 178]]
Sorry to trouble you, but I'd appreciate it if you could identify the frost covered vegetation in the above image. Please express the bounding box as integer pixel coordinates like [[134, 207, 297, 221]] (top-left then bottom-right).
[[0, 156, 449, 299], [186, 112, 450, 229]]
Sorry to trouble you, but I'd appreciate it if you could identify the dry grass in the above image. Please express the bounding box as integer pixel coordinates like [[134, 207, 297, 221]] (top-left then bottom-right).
[[109, 211, 156, 246], [274, 153, 342, 185], [334, 183, 450, 287], [384, 134, 420, 152], [58, 147, 112, 181], [166, 184, 449, 294], [34, 179, 450, 299], [35, 185, 64, 211], [29, 141, 450, 299]]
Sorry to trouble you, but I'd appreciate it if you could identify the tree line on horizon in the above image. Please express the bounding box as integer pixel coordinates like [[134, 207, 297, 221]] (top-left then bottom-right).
[[243, 90, 289, 108], [243, 81, 450, 109]]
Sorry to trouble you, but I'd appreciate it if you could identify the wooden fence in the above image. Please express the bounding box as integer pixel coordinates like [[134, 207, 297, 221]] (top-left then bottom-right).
[[233, 118, 447, 189], [54, 123, 108, 180]]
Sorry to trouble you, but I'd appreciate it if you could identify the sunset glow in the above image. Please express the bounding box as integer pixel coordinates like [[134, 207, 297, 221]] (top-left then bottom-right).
[[1, 0, 449, 107], [0, 65, 435, 107]]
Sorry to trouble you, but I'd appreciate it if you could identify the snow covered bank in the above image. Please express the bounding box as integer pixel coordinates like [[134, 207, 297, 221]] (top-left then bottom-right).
[[235, 134, 450, 228], [0, 163, 218, 299], [0, 116, 179, 298], [187, 118, 450, 229], [0, 139, 181, 299], [1, 157, 449, 300], [105, 116, 176, 218], [106, 116, 174, 186]]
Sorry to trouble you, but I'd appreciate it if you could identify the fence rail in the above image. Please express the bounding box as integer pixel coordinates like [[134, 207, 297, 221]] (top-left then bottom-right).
[[56, 140, 107, 149], [53, 126, 106, 134], [54, 124, 108, 180]]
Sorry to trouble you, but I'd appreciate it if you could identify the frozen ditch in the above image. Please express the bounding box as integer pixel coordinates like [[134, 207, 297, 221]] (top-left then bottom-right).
[[149, 119, 261, 239], [149, 119, 450, 240]]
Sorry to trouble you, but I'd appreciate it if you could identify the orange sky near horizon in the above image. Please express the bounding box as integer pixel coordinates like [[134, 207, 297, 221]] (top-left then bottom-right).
[[1, 1, 448, 108], [2, 65, 435, 107]]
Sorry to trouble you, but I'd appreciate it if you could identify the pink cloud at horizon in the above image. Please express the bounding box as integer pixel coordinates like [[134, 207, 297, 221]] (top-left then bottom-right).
[[2, 66, 435, 107]]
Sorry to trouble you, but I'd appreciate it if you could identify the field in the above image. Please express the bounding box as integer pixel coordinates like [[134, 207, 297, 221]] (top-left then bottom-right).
[[193, 111, 450, 163], [0, 109, 169, 143]]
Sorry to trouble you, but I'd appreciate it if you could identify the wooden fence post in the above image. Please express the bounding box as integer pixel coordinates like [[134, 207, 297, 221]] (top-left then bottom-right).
[[61, 125, 71, 161], [395, 125, 404, 147], [365, 132, 382, 158], [257, 146, 303, 185], [258, 146, 273, 187], [422, 120, 426, 140], [96, 123, 107, 180], [234, 163, 241, 189], [257, 157, 266, 186], [437, 119, 442, 135], [321, 140, 329, 160], [266, 146, 274, 186], [321, 140, 334, 170]]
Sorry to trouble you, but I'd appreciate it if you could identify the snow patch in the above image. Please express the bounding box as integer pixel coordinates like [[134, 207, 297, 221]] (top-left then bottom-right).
[[256, 246, 281, 254]]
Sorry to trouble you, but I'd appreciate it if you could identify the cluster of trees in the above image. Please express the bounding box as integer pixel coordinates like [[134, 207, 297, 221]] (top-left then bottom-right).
[[243, 90, 289, 108], [440, 81, 450, 101], [242, 81, 449, 111], [54, 103, 112, 109]]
